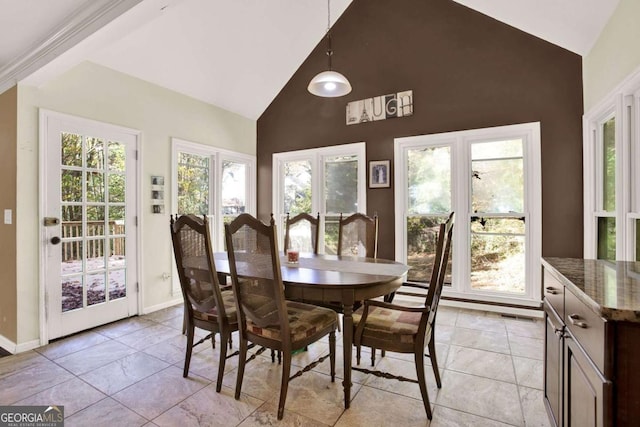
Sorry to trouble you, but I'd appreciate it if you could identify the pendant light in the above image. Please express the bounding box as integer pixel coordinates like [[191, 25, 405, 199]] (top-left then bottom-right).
[[307, 0, 352, 97]]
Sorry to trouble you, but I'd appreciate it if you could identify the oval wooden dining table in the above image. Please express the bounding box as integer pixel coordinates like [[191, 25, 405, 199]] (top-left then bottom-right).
[[213, 252, 409, 409]]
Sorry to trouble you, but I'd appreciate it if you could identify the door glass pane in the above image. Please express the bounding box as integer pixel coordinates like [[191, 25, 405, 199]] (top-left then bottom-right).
[[61, 133, 83, 167], [178, 152, 209, 215], [222, 160, 246, 217], [62, 276, 83, 312], [325, 155, 358, 214], [597, 217, 616, 260], [86, 172, 105, 202], [61, 241, 83, 274], [86, 137, 105, 169], [407, 146, 451, 214], [109, 269, 126, 301], [406, 216, 452, 284], [472, 139, 524, 213], [108, 141, 125, 171], [86, 206, 105, 237], [109, 206, 125, 235], [61, 170, 83, 202], [109, 173, 125, 203], [87, 272, 106, 306], [62, 206, 82, 237], [86, 238, 105, 270], [602, 118, 616, 212], [283, 160, 311, 214]]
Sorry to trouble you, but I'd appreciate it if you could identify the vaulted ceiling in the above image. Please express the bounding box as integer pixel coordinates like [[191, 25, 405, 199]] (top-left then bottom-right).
[[0, 0, 620, 120]]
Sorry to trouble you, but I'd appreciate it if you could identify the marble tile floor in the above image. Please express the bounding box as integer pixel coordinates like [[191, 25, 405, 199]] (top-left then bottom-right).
[[0, 304, 551, 426]]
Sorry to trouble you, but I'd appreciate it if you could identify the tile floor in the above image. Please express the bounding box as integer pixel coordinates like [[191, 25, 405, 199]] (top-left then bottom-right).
[[0, 303, 551, 426]]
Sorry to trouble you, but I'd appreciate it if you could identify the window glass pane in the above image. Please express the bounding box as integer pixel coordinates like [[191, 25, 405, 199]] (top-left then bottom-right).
[[471, 139, 523, 160], [178, 152, 210, 215], [283, 160, 311, 214], [597, 216, 616, 260], [406, 216, 452, 284], [61, 132, 82, 167], [602, 117, 616, 212], [407, 146, 450, 214], [324, 215, 340, 255], [325, 155, 358, 214], [471, 231, 525, 294], [636, 219, 640, 262], [470, 217, 526, 293], [472, 140, 523, 213], [222, 161, 246, 215]]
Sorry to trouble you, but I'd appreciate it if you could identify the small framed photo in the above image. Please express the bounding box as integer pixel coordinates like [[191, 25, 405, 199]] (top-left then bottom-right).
[[369, 160, 390, 188], [151, 176, 164, 186]]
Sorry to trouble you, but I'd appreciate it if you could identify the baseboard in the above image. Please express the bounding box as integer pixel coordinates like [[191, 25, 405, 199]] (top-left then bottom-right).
[[142, 298, 182, 315], [0, 334, 16, 354], [15, 339, 41, 353], [440, 299, 543, 319]]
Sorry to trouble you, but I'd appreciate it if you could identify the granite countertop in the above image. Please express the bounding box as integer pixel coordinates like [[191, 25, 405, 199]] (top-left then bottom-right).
[[542, 257, 640, 322]]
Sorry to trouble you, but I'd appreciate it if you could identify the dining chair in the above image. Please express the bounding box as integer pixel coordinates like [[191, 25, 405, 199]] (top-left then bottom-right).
[[352, 212, 454, 420], [283, 212, 320, 255], [225, 213, 338, 420], [170, 214, 238, 392], [337, 212, 378, 258]]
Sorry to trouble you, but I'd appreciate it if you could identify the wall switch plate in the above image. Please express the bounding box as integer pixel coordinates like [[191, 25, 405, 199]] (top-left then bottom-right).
[[4, 209, 12, 225]]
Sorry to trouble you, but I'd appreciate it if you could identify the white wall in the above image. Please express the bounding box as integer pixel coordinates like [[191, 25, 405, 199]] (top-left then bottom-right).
[[583, 0, 640, 111], [16, 61, 255, 345]]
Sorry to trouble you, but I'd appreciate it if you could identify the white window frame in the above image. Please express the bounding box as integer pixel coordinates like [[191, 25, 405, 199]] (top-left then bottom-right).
[[171, 138, 255, 293], [585, 67, 640, 261], [272, 142, 366, 250], [395, 122, 542, 306]]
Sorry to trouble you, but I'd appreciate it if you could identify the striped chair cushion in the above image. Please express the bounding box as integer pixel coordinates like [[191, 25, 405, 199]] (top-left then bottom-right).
[[353, 306, 423, 344], [193, 290, 237, 322], [247, 301, 337, 343]]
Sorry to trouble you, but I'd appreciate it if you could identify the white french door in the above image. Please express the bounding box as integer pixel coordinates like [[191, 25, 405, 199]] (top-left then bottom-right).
[[41, 110, 139, 340]]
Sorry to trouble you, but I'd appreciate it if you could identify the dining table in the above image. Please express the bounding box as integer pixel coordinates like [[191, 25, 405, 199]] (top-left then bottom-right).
[[213, 252, 409, 409]]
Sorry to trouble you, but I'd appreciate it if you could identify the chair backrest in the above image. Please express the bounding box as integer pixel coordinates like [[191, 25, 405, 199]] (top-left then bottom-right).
[[225, 213, 290, 340], [337, 213, 378, 258], [284, 212, 320, 254], [170, 214, 226, 319], [424, 212, 454, 326]]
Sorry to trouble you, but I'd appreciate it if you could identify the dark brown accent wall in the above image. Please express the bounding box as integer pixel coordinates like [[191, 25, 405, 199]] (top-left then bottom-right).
[[257, 0, 584, 259], [0, 86, 17, 343]]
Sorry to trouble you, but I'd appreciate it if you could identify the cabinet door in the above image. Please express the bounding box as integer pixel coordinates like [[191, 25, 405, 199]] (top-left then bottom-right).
[[544, 304, 563, 427], [564, 334, 612, 427]]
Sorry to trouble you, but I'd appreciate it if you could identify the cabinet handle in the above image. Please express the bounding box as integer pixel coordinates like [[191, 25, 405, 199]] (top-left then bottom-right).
[[568, 313, 588, 328], [545, 286, 558, 295]]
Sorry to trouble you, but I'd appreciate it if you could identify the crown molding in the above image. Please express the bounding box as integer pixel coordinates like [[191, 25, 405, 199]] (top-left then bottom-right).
[[0, 0, 142, 95]]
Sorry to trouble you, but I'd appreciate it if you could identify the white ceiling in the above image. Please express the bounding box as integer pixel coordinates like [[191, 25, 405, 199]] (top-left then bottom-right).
[[2, 0, 621, 120]]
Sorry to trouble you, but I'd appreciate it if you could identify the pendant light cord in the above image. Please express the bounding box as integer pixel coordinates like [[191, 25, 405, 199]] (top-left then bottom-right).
[[326, 0, 333, 71]]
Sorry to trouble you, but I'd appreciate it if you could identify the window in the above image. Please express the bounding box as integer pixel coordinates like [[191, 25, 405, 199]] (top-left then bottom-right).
[[273, 143, 366, 253], [395, 123, 541, 306], [172, 138, 255, 250], [585, 74, 640, 261]]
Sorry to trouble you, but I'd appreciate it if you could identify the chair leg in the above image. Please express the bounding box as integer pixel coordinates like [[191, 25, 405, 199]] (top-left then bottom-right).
[[415, 350, 433, 420], [183, 324, 195, 377], [277, 351, 292, 420], [428, 338, 442, 388], [235, 339, 248, 400], [371, 348, 376, 367], [182, 310, 187, 335], [356, 344, 361, 365], [329, 331, 336, 382], [216, 331, 229, 392]]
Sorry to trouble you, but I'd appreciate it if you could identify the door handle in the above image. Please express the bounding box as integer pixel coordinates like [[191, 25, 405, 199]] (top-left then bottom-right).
[[50, 236, 61, 245]]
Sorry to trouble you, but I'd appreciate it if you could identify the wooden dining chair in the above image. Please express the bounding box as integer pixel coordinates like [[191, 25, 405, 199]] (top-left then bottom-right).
[[352, 212, 454, 420], [170, 214, 238, 392], [337, 212, 378, 258], [283, 212, 320, 255], [225, 213, 338, 420]]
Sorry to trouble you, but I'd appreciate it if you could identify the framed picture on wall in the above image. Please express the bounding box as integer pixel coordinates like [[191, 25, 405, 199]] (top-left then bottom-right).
[[369, 160, 390, 188]]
